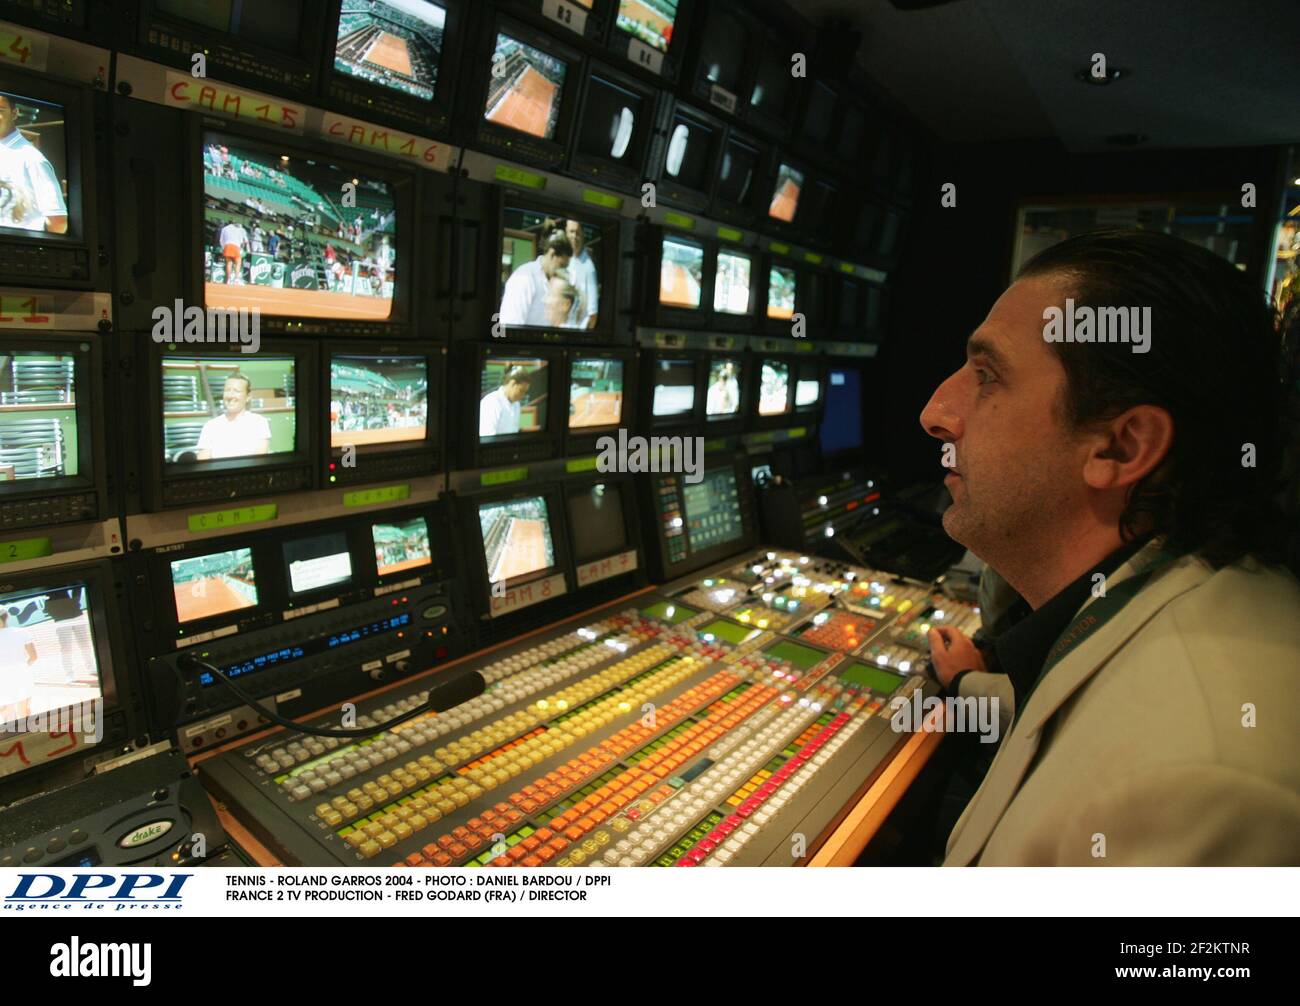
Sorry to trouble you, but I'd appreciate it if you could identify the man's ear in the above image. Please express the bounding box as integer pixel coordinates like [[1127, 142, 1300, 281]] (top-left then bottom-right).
[[1081, 404, 1174, 491]]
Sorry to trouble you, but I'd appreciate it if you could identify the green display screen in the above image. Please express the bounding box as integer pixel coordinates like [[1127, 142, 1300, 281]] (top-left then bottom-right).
[[838, 662, 906, 695], [641, 600, 699, 625], [699, 619, 759, 645], [764, 640, 828, 670]]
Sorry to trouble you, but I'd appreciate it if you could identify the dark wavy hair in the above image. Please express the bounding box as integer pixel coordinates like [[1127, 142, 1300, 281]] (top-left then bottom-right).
[[1017, 229, 1287, 568]]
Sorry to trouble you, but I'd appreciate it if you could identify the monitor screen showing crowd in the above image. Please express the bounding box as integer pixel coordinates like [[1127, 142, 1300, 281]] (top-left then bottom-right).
[[203, 135, 396, 321], [479, 356, 548, 440], [767, 265, 796, 320], [333, 0, 447, 102], [372, 516, 432, 576], [330, 355, 427, 448], [616, 0, 678, 53], [499, 207, 601, 330], [162, 356, 297, 465]]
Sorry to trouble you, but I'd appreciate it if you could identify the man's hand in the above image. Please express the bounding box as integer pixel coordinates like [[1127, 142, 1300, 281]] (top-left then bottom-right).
[[927, 626, 986, 687]]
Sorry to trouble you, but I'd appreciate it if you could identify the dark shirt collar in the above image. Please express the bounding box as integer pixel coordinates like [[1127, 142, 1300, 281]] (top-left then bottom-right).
[[994, 536, 1152, 709]]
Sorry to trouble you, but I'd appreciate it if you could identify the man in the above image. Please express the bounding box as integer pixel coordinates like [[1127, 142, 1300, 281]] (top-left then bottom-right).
[[564, 219, 600, 329], [196, 374, 271, 460], [218, 219, 250, 284], [543, 276, 579, 329], [0, 93, 67, 234], [498, 231, 572, 327], [706, 361, 740, 416], [0, 609, 37, 724], [479, 367, 532, 437], [919, 229, 1300, 865]]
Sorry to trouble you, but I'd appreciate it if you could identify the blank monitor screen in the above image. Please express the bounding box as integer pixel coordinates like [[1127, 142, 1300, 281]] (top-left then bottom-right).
[[576, 74, 644, 166], [478, 496, 555, 584], [202, 136, 396, 321], [0, 89, 70, 237], [478, 355, 548, 440], [170, 548, 259, 624], [330, 355, 427, 449], [155, 0, 304, 53], [372, 516, 432, 576], [651, 358, 695, 417], [659, 236, 704, 308], [715, 138, 758, 206], [162, 356, 297, 465], [283, 531, 353, 596], [0, 350, 79, 483], [0, 583, 101, 727], [333, 0, 448, 102], [568, 358, 624, 430], [820, 369, 863, 455], [484, 33, 567, 141], [568, 482, 627, 563]]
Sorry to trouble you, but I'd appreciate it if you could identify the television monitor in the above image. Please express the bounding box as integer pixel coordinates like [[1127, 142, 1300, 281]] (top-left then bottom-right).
[[836, 101, 867, 164], [497, 0, 610, 42], [693, 2, 751, 113], [819, 368, 863, 458], [0, 71, 100, 288], [659, 235, 705, 309], [802, 80, 838, 148], [137, 0, 326, 97], [611, 0, 686, 81], [478, 354, 548, 440], [497, 203, 609, 336], [200, 130, 406, 331], [682, 465, 744, 552], [567, 356, 625, 431], [149, 341, 316, 509], [805, 178, 840, 242], [794, 362, 822, 411], [465, 346, 561, 468], [766, 261, 797, 322], [477, 494, 557, 588], [169, 547, 260, 626], [566, 479, 631, 565], [0, 337, 104, 530], [371, 515, 433, 578], [768, 162, 805, 224], [567, 62, 659, 192], [650, 357, 697, 422], [712, 132, 762, 222], [475, 19, 580, 169], [326, 348, 439, 483], [837, 276, 863, 337], [757, 358, 791, 417], [704, 355, 744, 425], [0, 566, 130, 787], [283, 531, 354, 598], [656, 102, 722, 211], [712, 248, 754, 318], [325, 0, 465, 134], [747, 33, 798, 138]]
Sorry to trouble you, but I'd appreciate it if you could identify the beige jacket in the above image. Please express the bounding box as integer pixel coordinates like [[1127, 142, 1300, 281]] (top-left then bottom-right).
[[945, 542, 1300, 866]]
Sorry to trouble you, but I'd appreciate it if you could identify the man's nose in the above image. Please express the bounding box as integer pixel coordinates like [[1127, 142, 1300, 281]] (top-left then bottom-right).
[[919, 371, 963, 443]]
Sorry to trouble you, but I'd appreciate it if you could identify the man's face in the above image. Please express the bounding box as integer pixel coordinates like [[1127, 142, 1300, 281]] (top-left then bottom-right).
[[504, 379, 529, 403], [222, 378, 251, 417], [542, 250, 571, 279], [0, 97, 15, 137], [919, 274, 1091, 558], [565, 221, 584, 255]]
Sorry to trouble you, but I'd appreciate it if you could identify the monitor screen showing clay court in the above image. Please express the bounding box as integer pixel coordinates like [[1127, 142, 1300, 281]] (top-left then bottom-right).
[[616, 0, 678, 53], [659, 237, 704, 309], [484, 33, 567, 141], [330, 355, 427, 448], [478, 496, 556, 586], [333, 1, 447, 102], [568, 358, 624, 430], [202, 133, 397, 321], [170, 548, 259, 624]]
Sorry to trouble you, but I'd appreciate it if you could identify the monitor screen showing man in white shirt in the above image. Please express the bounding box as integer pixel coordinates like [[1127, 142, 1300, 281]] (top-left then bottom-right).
[[197, 375, 273, 460], [499, 230, 572, 328], [479, 366, 537, 438], [0, 92, 69, 235]]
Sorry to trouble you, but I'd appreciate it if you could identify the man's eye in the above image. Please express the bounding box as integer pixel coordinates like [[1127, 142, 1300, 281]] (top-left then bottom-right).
[[973, 367, 996, 385]]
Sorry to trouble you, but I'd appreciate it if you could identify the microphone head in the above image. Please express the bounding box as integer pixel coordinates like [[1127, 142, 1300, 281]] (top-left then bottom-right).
[[425, 670, 486, 713]]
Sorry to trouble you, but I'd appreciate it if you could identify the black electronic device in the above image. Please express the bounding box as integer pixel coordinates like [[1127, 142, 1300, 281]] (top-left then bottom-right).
[[640, 453, 758, 581]]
